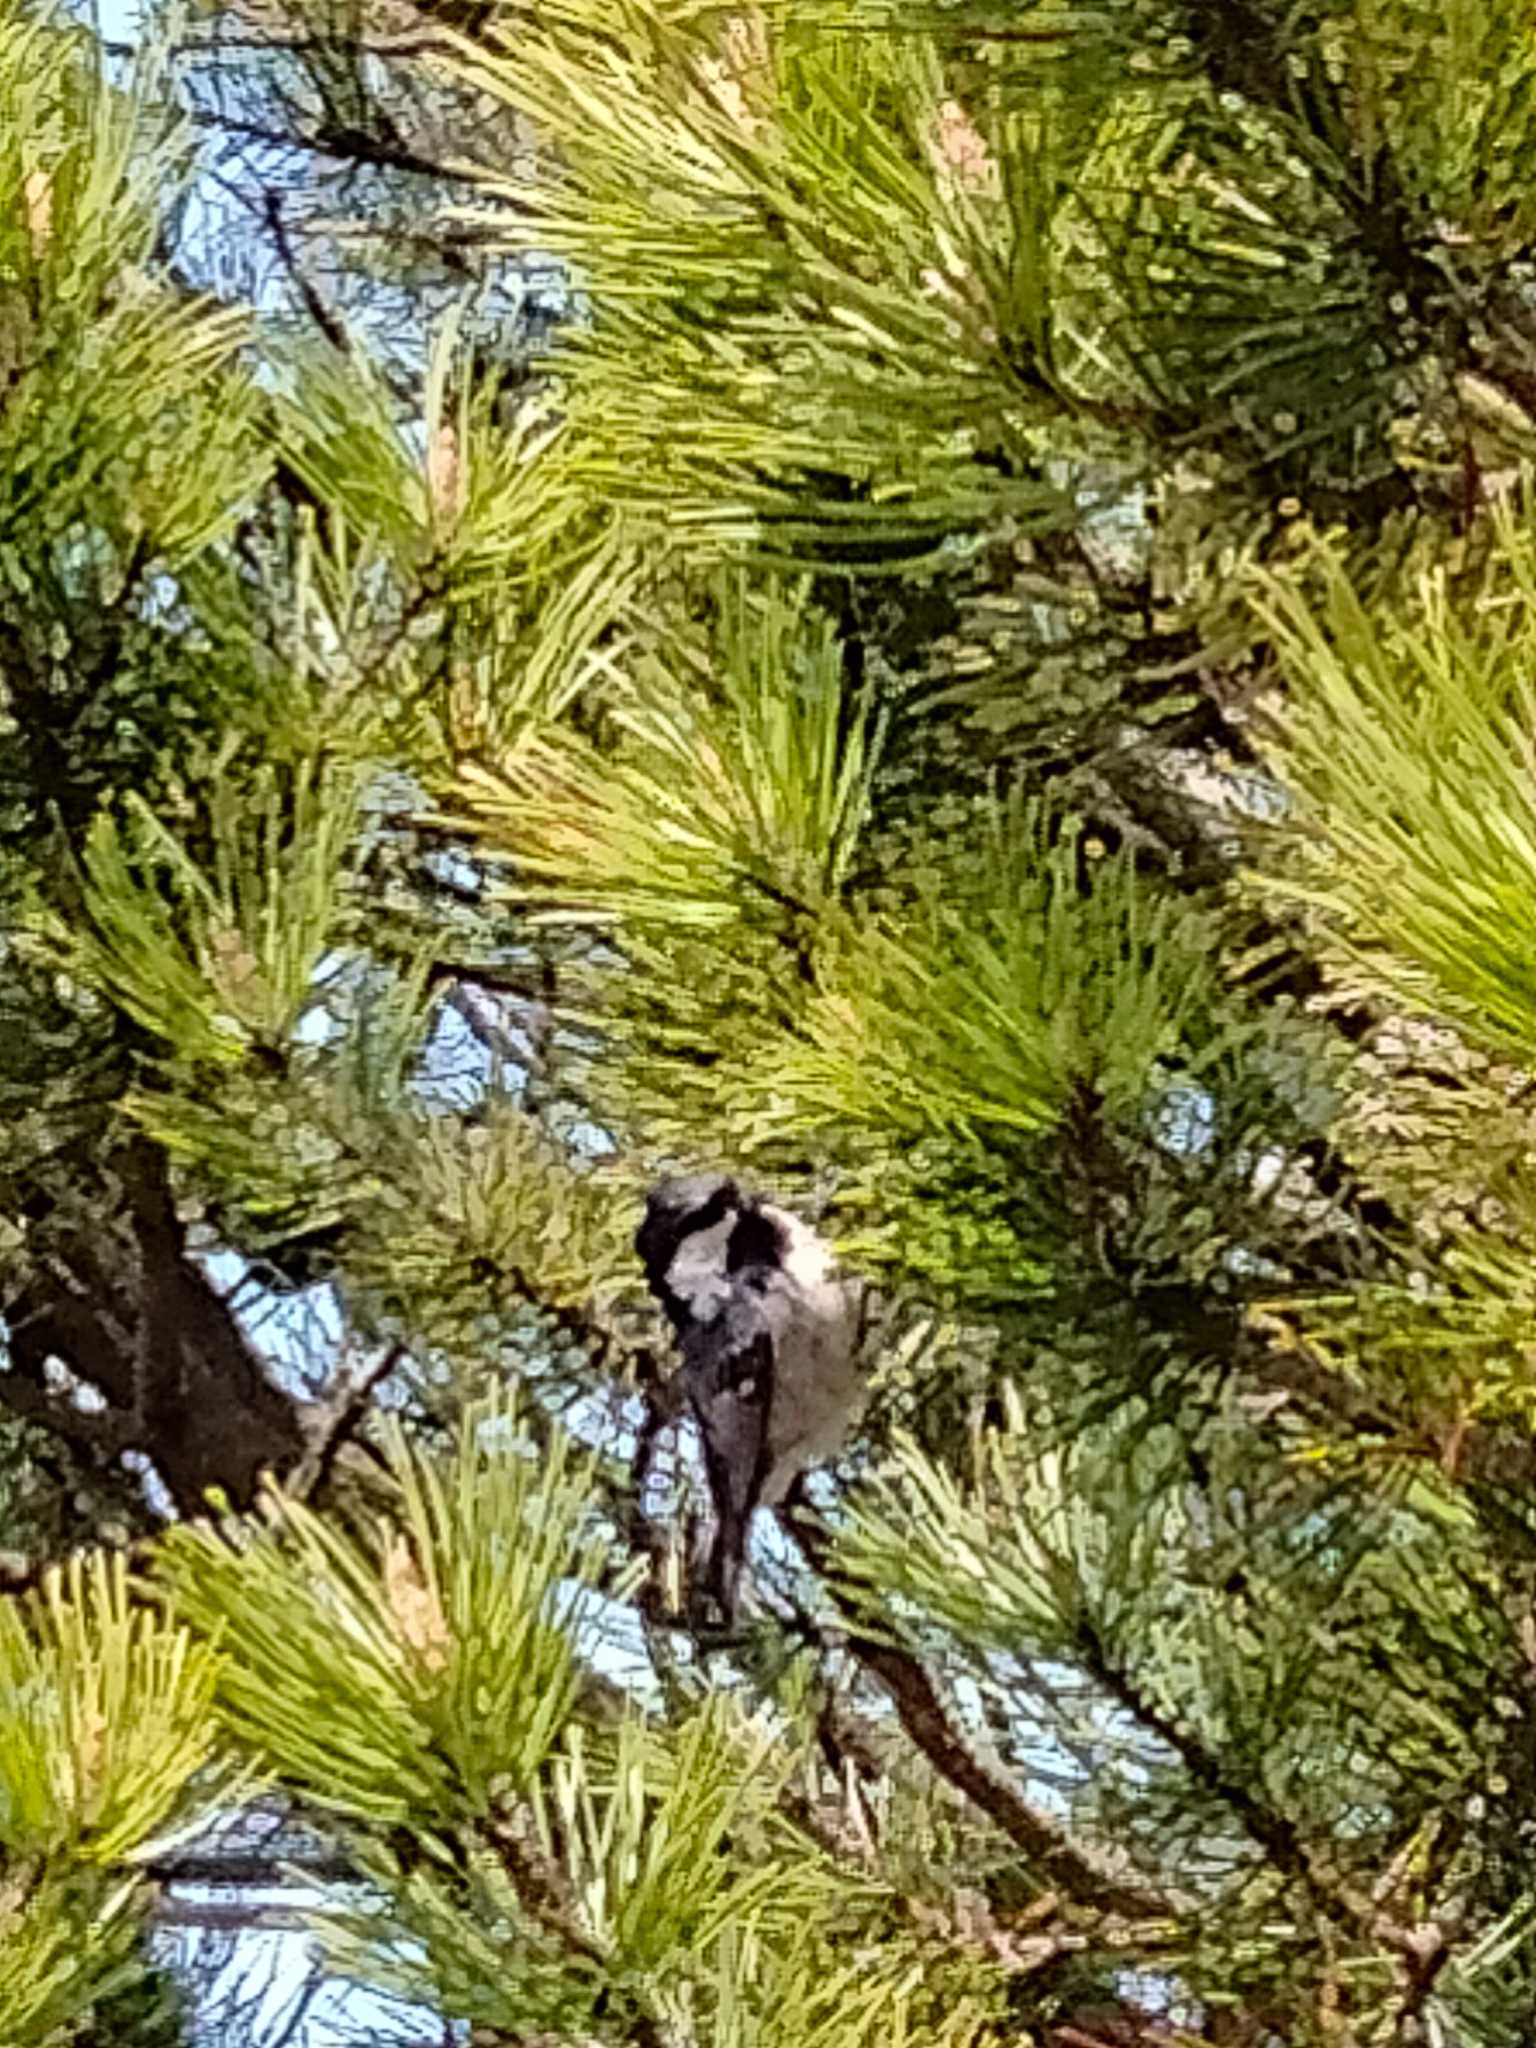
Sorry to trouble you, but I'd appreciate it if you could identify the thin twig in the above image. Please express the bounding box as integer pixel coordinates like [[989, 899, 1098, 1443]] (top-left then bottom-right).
[[292, 1342, 409, 1502], [183, 108, 486, 185], [262, 190, 350, 354]]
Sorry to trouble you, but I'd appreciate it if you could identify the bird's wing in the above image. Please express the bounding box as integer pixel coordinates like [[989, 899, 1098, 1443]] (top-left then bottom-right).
[[682, 1303, 776, 1620]]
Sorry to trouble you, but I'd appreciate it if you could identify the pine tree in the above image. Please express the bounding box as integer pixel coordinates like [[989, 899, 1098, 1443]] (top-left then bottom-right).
[[14, 1, 1536, 2043]]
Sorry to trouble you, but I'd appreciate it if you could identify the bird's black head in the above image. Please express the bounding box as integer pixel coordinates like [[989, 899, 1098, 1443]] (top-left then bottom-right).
[[635, 1173, 741, 1293], [636, 1173, 793, 1331], [723, 1203, 783, 1274]]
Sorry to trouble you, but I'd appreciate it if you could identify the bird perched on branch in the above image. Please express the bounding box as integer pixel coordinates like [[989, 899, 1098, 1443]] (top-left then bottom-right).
[[635, 1173, 868, 1623]]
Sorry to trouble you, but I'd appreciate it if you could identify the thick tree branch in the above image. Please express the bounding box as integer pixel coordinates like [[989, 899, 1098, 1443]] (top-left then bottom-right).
[[6, 1292, 138, 1414], [0, 1357, 136, 1456], [782, 1504, 1180, 1924], [119, 1137, 309, 1509], [2, 1138, 309, 1516]]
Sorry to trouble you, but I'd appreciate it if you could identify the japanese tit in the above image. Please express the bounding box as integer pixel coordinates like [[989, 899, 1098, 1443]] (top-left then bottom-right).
[[636, 1173, 867, 1622]]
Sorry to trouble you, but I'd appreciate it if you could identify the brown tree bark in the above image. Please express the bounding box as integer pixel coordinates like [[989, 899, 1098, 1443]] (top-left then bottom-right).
[[1, 1135, 308, 1516]]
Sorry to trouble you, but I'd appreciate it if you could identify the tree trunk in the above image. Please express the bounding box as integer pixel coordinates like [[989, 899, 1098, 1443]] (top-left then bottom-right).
[[1, 1135, 308, 1515]]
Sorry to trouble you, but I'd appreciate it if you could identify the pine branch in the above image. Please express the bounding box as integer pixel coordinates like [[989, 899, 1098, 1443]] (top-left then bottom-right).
[[1073, 1619, 1450, 1988], [782, 1503, 1181, 1924], [481, 1813, 665, 2048]]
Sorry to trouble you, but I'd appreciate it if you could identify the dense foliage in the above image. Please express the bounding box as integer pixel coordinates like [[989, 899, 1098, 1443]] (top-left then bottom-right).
[[9, 2, 1536, 2042]]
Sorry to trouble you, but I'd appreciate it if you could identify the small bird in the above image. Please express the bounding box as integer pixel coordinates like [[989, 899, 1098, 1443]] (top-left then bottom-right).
[[635, 1172, 868, 1623]]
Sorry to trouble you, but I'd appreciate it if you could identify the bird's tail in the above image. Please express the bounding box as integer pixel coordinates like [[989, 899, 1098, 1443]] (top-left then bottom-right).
[[704, 1507, 748, 1628]]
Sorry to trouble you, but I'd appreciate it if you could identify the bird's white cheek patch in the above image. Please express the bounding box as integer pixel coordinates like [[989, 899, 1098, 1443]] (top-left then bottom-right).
[[760, 1206, 834, 1291], [666, 1215, 736, 1319]]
